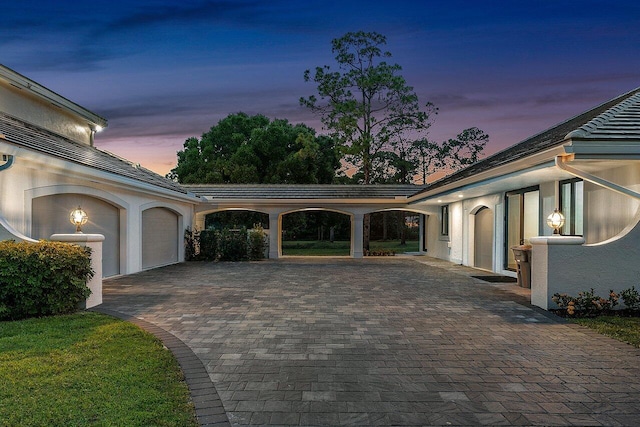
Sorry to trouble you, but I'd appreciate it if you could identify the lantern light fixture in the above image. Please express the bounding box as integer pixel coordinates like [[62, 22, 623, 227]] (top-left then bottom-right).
[[546, 208, 565, 235], [70, 206, 88, 233]]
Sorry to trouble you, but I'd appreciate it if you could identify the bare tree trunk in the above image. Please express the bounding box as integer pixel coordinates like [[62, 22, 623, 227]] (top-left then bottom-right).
[[398, 211, 406, 246], [363, 213, 371, 252], [382, 212, 388, 241]]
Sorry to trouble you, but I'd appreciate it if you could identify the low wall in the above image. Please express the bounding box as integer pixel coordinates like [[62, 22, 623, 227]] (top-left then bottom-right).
[[531, 213, 640, 309]]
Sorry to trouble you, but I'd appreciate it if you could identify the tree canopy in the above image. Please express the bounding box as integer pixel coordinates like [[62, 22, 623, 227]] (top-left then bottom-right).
[[169, 113, 340, 184], [300, 31, 436, 184], [301, 30, 488, 185]]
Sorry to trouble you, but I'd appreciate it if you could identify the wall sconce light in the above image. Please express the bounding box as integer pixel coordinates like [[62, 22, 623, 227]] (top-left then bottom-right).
[[546, 208, 565, 235], [70, 206, 88, 233]]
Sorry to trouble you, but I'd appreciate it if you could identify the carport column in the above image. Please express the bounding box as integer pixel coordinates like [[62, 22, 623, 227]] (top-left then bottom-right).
[[268, 212, 281, 259], [50, 233, 105, 308], [352, 213, 364, 258], [194, 212, 206, 231]]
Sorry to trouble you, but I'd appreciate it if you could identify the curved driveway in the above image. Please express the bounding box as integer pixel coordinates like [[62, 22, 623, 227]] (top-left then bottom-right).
[[101, 258, 640, 426]]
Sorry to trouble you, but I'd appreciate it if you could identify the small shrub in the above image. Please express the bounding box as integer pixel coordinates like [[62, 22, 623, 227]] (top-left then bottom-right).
[[620, 286, 640, 311], [364, 249, 396, 256], [0, 240, 93, 320], [218, 228, 248, 261], [248, 225, 267, 260], [552, 288, 619, 317], [199, 229, 218, 261], [184, 228, 198, 261]]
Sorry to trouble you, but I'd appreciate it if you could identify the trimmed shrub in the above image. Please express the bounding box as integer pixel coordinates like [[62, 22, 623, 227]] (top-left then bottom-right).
[[0, 240, 93, 320], [218, 228, 248, 261], [199, 229, 218, 261], [248, 225, 267, 260]]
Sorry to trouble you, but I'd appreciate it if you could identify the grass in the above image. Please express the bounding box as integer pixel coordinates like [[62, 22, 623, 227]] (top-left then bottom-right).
[[281, 239, 419, 256], [571, 315, 640, 348], [0, 312, 197, 427]]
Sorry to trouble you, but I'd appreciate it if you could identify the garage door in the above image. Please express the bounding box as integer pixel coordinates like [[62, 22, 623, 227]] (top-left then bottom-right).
[[142, 207, 179, 269]]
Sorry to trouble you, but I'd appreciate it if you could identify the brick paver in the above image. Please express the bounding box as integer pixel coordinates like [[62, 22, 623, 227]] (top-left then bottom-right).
[[101, 257, 640, 426]]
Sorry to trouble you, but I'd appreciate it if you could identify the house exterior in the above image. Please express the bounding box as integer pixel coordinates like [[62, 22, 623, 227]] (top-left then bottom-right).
[[1, 63, 639, 311], [0, 65, 199, 277], [408, 88, 640, 308]]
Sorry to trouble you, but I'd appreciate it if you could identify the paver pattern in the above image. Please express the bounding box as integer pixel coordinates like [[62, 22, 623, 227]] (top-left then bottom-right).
[[101, 258, 640, 426]]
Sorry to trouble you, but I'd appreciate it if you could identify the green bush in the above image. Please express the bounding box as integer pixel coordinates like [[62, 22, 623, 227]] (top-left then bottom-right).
[[218, 228, 248, 261], [248, 225, 267, 260], [199, 229, 218, 261], [620, 286, 640, 311], [0, 240, 93, 320]]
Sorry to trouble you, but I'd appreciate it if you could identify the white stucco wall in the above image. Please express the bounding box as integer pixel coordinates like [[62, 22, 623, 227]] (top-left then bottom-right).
[[0, 144, 194, 275], [531, 209, 640, 309], [0, 81, 93, 145], [584, 164, 640, 244]]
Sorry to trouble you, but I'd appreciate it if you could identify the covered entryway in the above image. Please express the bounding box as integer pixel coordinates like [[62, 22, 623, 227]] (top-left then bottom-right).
[[474, 206, 493, 270], [142, 207, 179, 269], [32, 193, 120, 277]]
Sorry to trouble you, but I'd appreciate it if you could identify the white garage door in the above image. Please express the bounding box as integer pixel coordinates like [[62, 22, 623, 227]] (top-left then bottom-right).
[[142, 207, 179, 269]]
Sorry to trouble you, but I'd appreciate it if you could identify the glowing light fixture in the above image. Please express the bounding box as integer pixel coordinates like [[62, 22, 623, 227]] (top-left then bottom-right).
[[70, 206, 88, 233], [95, 125, 103, 132], [546, 209, 565, 235]]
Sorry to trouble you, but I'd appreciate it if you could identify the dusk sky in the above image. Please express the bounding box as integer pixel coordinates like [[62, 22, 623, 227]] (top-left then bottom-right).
[[2, 1, 639, 177]]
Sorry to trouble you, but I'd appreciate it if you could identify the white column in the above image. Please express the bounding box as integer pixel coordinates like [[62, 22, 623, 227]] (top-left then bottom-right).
[[50, 233, 105, 309], [268, 213, 280, 259], [194, 212, 206, 230], [352, 213, 364, 258]]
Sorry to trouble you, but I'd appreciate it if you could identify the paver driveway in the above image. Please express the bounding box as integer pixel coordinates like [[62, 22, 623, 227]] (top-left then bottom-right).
[[101, 258, 640, 426]]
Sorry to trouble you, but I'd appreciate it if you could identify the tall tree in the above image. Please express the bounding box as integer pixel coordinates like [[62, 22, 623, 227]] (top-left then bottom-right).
[[412, 127, 489, 184], [169, 113, 340, 184], [300, 31, 435, 185]]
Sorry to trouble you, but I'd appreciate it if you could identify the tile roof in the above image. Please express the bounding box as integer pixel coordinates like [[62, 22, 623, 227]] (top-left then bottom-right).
[[566, 92, 640, 141], [184, 184, 424, 200], [0, 112, 190, 195], [413, 87, 640, 197]]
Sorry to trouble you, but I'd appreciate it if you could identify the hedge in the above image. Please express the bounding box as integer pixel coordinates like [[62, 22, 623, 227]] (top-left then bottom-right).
[[0, 240, 93, 320]]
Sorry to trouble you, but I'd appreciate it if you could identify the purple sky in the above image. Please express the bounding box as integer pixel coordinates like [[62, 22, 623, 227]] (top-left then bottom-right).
[[2, 1, 639, 176]]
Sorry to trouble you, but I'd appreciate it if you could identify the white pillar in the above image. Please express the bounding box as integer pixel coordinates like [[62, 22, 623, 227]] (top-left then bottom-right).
[[50, 233, 105, 309], [194, 212, 206, 230], [268, 213, 280, 259], [352, 213, 364, 258]]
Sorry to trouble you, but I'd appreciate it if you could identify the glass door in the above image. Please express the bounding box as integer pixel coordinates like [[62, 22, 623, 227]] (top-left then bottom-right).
[[505, 187, 539, 270]]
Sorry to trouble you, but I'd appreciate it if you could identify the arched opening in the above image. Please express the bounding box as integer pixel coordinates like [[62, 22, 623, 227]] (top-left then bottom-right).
[[204, 209, 269, 231], [367, 210, 421, 254], [142, 207, 180, 269], [473, 206, 493, 271], [32, 194, 120, 277], [281, 210, 351, 256]]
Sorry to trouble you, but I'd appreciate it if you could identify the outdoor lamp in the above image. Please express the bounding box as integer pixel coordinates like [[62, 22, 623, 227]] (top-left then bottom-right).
[[70, 206, 88, 233], [546, 209, 565, 235]]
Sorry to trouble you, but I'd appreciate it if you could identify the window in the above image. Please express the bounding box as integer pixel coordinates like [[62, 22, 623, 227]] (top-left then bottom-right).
[[440, 205, 449, 236], [505, 186, 540, 270], [559, 178, 583, 236]]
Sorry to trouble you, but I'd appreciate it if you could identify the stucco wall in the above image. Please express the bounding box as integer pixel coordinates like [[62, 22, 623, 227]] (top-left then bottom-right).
[[531, 210, 640, 309], [0, 144, 194, 275], [584, 163, 640, 243], [0, 81, 92, 145]]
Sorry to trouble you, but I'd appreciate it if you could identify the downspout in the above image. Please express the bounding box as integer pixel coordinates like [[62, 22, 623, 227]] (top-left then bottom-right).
[[555, 154, 640, 201], [0, 154, 14, 171]]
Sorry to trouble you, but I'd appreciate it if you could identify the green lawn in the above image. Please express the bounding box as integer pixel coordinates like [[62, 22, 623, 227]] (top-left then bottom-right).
[[281, 239, 419, 256], [572, 315, 640, 348], [0, 312, 197, 427]]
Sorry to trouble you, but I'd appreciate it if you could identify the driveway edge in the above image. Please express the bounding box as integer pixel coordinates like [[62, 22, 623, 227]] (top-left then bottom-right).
[[91, 307, 231, 427]]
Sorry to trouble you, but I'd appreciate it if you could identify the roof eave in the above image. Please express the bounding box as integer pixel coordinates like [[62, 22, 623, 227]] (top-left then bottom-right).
[[0, 65, 107, 130]]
